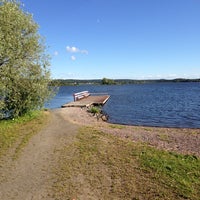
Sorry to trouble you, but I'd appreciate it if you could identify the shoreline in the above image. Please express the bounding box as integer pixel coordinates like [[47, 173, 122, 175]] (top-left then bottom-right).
[[57, 107, 200, 157], [107, 121, 200, 130], [58, 107, 200, 131]]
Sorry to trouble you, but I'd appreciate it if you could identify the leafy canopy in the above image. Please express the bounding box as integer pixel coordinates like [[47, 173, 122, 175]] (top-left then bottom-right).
[[0, 0, 52, 118]]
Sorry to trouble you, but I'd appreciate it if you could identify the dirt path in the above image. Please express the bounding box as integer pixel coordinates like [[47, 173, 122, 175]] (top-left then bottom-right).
[[0, 109, 79, 200]]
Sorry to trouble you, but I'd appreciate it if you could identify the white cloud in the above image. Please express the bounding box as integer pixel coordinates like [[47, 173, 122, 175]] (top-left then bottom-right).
[[66, 46, 79, 53], [66, 46, 88, 54], [54, 51, 58, 56], [71, 55, 76, 61]]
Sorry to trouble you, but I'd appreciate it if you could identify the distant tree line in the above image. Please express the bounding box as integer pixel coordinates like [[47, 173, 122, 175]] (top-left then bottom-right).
[[49, 79, 101, 86], [50, 78, 200, 86]]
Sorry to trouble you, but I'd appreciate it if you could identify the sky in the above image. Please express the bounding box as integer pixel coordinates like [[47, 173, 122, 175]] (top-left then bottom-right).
[[22, 0, 200, 80]]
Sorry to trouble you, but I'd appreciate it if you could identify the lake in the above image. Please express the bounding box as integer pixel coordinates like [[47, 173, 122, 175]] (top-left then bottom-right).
[[46, 82, 200, 128]]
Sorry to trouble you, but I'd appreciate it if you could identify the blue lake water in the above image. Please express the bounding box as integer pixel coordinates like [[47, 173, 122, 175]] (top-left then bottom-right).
[[46, 83, 200, 128]]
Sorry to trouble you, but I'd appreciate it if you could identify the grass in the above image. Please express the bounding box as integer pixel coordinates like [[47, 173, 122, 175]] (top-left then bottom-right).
[[140, 146, 200, 199], [158, 133, 171, 142], [109, 124, 125, 129], [0, 110, 50, 159], [88, 106, 101, 114], [52, 126, 200, 200]]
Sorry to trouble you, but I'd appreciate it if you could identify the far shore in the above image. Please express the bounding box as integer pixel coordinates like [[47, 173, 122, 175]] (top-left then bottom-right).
[[58, 107, 200, 157]]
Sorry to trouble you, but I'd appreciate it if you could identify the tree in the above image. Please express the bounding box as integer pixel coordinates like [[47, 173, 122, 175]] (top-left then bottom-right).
[[0, 0, 52, 118], [102, 77, 116, 85]]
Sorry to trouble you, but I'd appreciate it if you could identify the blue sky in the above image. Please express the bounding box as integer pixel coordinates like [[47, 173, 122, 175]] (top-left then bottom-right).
[[22, 0, 200, 80]]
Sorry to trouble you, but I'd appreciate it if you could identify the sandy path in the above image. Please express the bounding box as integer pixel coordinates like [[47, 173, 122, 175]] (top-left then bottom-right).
[[0, 109, 79, 200]]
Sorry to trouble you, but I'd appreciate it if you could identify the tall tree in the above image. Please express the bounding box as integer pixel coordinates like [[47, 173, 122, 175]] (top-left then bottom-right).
[[0, 0, 52, 118]]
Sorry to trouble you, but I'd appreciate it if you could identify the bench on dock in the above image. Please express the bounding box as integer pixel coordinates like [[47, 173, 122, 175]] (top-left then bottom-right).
[[73, 91, 90, 101]]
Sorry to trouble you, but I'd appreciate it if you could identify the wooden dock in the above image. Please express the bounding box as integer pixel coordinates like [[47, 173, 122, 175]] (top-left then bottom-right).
[[61, 91, 110, 108]]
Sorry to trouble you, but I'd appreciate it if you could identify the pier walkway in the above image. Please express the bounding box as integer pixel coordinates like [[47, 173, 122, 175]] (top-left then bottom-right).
[[61, 91, 110, 108]]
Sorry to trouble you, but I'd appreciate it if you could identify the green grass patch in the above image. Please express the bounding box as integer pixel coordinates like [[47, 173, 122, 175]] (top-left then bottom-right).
[[0, 110, 50, 159], [158, 133, 171, 142], [52, 126, 200, 200], [109, 124, 125, 129], [88, 106, 101, 114], [140, 147, 200, 199]]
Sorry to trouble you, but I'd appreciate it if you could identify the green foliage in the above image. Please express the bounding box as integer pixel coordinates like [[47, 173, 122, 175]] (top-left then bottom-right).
[[49, 79, 102, 86], [102, 77, 116, 85], [88, 106, 101, 114], [0, 0, 52, 118]]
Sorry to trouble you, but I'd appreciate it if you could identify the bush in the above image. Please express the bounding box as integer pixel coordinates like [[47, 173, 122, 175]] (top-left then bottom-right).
[[0, 0, 52, 119], [88, 106, 101, 115]]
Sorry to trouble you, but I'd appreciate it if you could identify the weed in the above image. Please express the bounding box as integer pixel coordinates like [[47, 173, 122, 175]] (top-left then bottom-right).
[[88, 106, 101, 114]]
